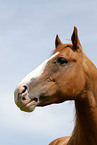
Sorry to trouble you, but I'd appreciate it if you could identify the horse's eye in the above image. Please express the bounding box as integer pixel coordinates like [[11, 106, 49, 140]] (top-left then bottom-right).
[[57, 57, 68, 64]]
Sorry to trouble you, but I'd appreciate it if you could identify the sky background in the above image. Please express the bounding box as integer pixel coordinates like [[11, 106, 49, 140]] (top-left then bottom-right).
[[0, 0, 97, 145]]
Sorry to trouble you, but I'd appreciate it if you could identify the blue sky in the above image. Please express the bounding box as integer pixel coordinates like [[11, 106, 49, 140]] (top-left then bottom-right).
[[0, 0, 97, 145]]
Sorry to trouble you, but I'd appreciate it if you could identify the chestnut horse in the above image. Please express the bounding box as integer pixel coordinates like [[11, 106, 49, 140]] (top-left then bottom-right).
[[14, 27, 97, 145]]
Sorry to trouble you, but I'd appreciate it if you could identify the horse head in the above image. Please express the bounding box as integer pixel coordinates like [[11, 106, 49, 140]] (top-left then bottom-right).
[[14, 27, 86, 112]]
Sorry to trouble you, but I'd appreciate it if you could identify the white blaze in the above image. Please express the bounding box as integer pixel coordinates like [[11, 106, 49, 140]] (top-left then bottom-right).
[[19, 52, 59, 85]]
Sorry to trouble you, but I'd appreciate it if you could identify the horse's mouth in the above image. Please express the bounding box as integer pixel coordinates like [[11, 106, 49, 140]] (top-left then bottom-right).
[[18, 93, 51, 112], [20, 99, 38, 112]]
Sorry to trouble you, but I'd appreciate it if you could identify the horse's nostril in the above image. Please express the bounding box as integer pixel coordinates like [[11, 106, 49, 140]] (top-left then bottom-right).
[[22, 85, 28, 93], [22, 96, 26, 101], [17, 85, 28, 101]]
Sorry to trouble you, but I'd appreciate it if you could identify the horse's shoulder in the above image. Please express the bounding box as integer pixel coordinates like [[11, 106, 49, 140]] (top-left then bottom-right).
[[49, 136, 71, 145]]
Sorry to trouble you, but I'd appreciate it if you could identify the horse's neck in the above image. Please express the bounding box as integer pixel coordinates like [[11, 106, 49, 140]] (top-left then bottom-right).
[[69, 57, 97, 145], [74, 96, 97, 145]]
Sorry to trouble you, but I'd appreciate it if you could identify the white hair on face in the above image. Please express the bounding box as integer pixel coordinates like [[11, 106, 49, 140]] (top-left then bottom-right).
[[18, 52, 59, 86]]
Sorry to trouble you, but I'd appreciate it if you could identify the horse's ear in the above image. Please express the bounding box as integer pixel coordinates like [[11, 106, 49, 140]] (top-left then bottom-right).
[[71, 26, 82, 51], [55, 34, 62, 48]]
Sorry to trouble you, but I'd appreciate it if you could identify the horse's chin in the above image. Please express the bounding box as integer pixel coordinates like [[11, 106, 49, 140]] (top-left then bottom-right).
[[20, 100, 37, 112]]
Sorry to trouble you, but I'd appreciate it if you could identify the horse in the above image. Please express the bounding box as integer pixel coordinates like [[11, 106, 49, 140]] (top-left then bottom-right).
[[14, 27, 97, 145]]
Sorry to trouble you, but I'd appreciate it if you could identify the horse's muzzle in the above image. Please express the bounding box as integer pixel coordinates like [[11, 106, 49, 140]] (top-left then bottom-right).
[[14, 85, 38, 112]]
